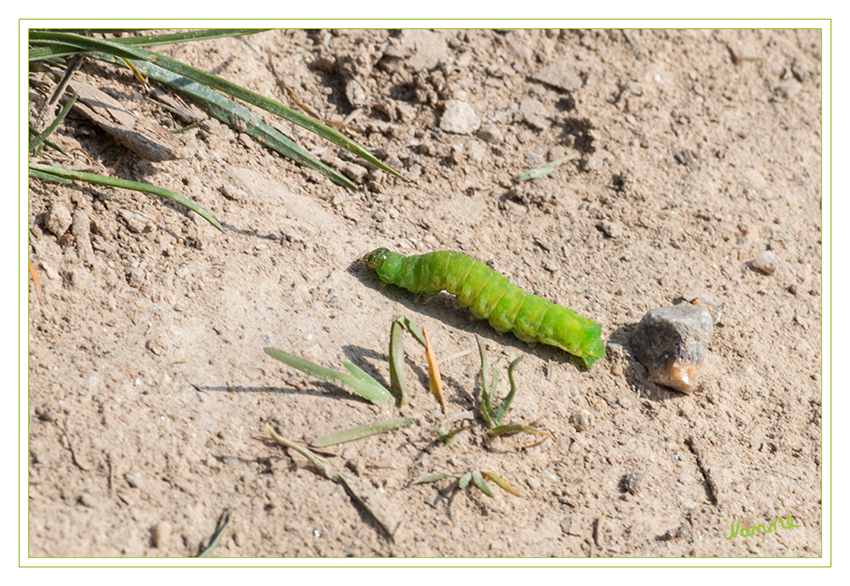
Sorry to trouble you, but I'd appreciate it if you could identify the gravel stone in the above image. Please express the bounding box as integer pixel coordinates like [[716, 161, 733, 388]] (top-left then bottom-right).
[[519, 96, 550, 130], [477, 123, 503, 143], [630, 303, 715, 393]]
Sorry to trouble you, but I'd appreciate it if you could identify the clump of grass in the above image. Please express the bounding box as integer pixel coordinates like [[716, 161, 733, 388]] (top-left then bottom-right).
[[28, 29, 406, 231]]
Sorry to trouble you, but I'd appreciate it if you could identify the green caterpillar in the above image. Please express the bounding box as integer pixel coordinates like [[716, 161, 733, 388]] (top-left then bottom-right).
[[363, 248, 605, 368]]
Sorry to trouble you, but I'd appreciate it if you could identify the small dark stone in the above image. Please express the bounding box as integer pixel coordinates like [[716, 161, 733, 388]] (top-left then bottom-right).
[[674, 150, 695, 165], [624, 471, 643, 495]]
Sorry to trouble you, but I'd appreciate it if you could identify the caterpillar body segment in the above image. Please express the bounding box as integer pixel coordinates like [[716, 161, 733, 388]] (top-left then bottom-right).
[[363, 248, 605, 368]]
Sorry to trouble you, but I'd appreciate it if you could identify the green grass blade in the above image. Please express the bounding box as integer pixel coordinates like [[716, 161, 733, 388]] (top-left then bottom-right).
[[388, 319, 410, 409], [430, 424, 475, 445], [394, 315, 426, 347], [85, 54, 354, 188], [28, 167, 70, 183], [342, 361, 392, 395], [492, 356, 523, 425], [28, 163, 222, 231], [264, 348, 392, 403], [29, 29, 270, 61], [458, 472, 473, 490], [471, 470, 493, 497], [123, 58, 354, 188], [488, 424, 543, 436], [332, 472, 394, 542], [105, 29, 271, 48], [29, 91, 77, 153], [29, 125, 67, 154], [514, 152, 578, 182], [475, 334, 495, 429], [411, 473, 450, 485], [197, 506, 233, 558], [311, 418, 416, 448]]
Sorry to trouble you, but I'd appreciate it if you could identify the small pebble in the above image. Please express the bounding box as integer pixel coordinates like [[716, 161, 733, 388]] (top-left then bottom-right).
[[79, 492, 100, 509], [624, 471, 643, 495], [45, 202, 73, 237], [753, 250, 779, 275], [775, 81, 802, 99], [477, 123, 503, 144], [440, 100, 480, 134], [597, 220, 625, 239], [153, 521, 172, 549], [568, 410, 591, 432], [519, 96, 550, 130], [124, 471, 146, 490]]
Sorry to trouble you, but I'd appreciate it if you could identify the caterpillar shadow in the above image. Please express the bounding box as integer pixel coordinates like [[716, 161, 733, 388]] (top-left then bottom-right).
[[607, 323, 697, 403]]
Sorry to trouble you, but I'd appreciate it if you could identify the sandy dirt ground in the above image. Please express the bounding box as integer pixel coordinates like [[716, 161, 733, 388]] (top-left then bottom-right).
[[27, 28, 822, 558]]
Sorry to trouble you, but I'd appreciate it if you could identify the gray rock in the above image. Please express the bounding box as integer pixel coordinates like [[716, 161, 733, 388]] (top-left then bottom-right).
[[440, 100, 480, 134], [630, 303, 715, 394], [153, 521, 172, 549]]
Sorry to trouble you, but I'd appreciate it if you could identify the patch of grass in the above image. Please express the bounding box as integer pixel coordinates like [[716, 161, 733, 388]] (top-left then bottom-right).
[[28, 29, 406, 233]]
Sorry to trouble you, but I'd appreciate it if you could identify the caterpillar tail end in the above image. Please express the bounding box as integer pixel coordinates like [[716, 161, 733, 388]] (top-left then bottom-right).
[[578, 337, 606, 369]]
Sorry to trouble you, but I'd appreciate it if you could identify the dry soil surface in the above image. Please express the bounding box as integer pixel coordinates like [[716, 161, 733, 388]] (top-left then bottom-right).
[[27, 28, 822, 558]]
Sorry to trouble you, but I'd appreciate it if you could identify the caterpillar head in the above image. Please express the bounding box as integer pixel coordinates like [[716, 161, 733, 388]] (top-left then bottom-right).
[[363, 247, 391, 269]]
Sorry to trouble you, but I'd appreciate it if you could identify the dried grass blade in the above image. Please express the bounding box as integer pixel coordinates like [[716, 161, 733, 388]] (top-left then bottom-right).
[[28, 260, 42, 302], [264, 423, 329, 475], [482, 471, 521, 497], [423, 328, 447, 415]]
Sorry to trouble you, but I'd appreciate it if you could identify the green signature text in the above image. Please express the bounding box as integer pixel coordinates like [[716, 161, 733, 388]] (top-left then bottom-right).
[[726, 515, 800, 540]]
